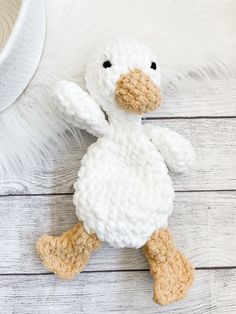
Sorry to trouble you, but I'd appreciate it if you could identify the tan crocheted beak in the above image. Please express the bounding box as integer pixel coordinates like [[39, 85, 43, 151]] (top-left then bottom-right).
[[115, 69, 161, 115]]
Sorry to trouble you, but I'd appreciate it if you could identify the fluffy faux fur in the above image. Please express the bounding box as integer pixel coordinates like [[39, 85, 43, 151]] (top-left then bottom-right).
[[0, 0, 236, 173]]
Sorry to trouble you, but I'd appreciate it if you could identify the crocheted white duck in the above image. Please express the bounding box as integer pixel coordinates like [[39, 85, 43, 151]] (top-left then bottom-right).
[[37, 38, 195, 306]]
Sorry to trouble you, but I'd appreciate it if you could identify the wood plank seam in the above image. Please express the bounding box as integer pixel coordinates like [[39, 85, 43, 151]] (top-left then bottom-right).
[[1, 190, 236, 198], [144, 116, 236, 120], [1, 266, 236, 277]]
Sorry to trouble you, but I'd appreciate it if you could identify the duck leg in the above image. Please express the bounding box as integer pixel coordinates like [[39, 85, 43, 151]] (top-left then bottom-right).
[[37, 223, 101, 280], [143, 229, 194, 305]]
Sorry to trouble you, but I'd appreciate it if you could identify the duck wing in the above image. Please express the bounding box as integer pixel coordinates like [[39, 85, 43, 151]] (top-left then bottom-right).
[[53, 81, 108, 137]]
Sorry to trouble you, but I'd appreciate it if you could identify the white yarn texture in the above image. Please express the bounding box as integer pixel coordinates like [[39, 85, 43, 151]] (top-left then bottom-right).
[[53, 38, 195, 248], [0, 0, 235, 173]]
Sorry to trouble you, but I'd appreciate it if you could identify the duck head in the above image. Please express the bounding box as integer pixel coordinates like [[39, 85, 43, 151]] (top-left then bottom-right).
[[86, 37, 161, 120]]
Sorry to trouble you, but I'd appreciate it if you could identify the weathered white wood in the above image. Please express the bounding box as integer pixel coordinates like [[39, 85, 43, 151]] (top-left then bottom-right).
[[0, 192, 235, 274], [1, 118, 236, 195], [146, 77, 236, 118], [0, 269, 235, 314]]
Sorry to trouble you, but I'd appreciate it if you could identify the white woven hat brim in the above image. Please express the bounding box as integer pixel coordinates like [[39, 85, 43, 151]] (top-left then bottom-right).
[[0, 0, 46, 112]]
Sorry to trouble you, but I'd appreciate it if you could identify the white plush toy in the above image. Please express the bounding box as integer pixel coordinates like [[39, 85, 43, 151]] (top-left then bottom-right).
[[37, 38, 195, 306]]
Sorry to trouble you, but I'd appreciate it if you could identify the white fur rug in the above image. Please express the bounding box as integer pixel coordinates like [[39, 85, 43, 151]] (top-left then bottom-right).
[[1, 0, 236, 173]]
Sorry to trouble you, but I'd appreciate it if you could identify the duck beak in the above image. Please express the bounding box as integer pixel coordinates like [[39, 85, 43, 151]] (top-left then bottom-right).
[[115, 69, 161, 115]]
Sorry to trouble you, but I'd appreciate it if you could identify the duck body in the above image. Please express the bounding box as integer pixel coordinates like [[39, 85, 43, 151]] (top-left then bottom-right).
[[37, 39, 195, 303], [74, 119, 175, 248]]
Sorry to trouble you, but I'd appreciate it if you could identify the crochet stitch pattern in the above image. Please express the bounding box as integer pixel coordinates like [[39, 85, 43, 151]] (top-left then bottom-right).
[[37, 223, 101, 280], [37, 37, 195, 305], [144, 229, 195, 305], [115, 69, 161, 114]]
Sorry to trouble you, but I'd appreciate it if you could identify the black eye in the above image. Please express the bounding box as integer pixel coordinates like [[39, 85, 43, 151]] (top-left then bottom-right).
[[151, 62, 157, 70], [103, 60, 112, 68]]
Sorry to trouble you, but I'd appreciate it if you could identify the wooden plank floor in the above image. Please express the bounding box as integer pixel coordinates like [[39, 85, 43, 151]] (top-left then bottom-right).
[[0, 77, 236, 313]]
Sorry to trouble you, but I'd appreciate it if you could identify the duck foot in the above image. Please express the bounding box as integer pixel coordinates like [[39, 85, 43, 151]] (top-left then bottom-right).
[[37, 223, 101, 280], [143, 229, 194, 306]]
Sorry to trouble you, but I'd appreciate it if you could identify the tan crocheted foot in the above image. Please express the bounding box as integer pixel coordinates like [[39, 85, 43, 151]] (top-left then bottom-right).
[[143, 229, 194, 306], [37, 223, 101, 280]]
